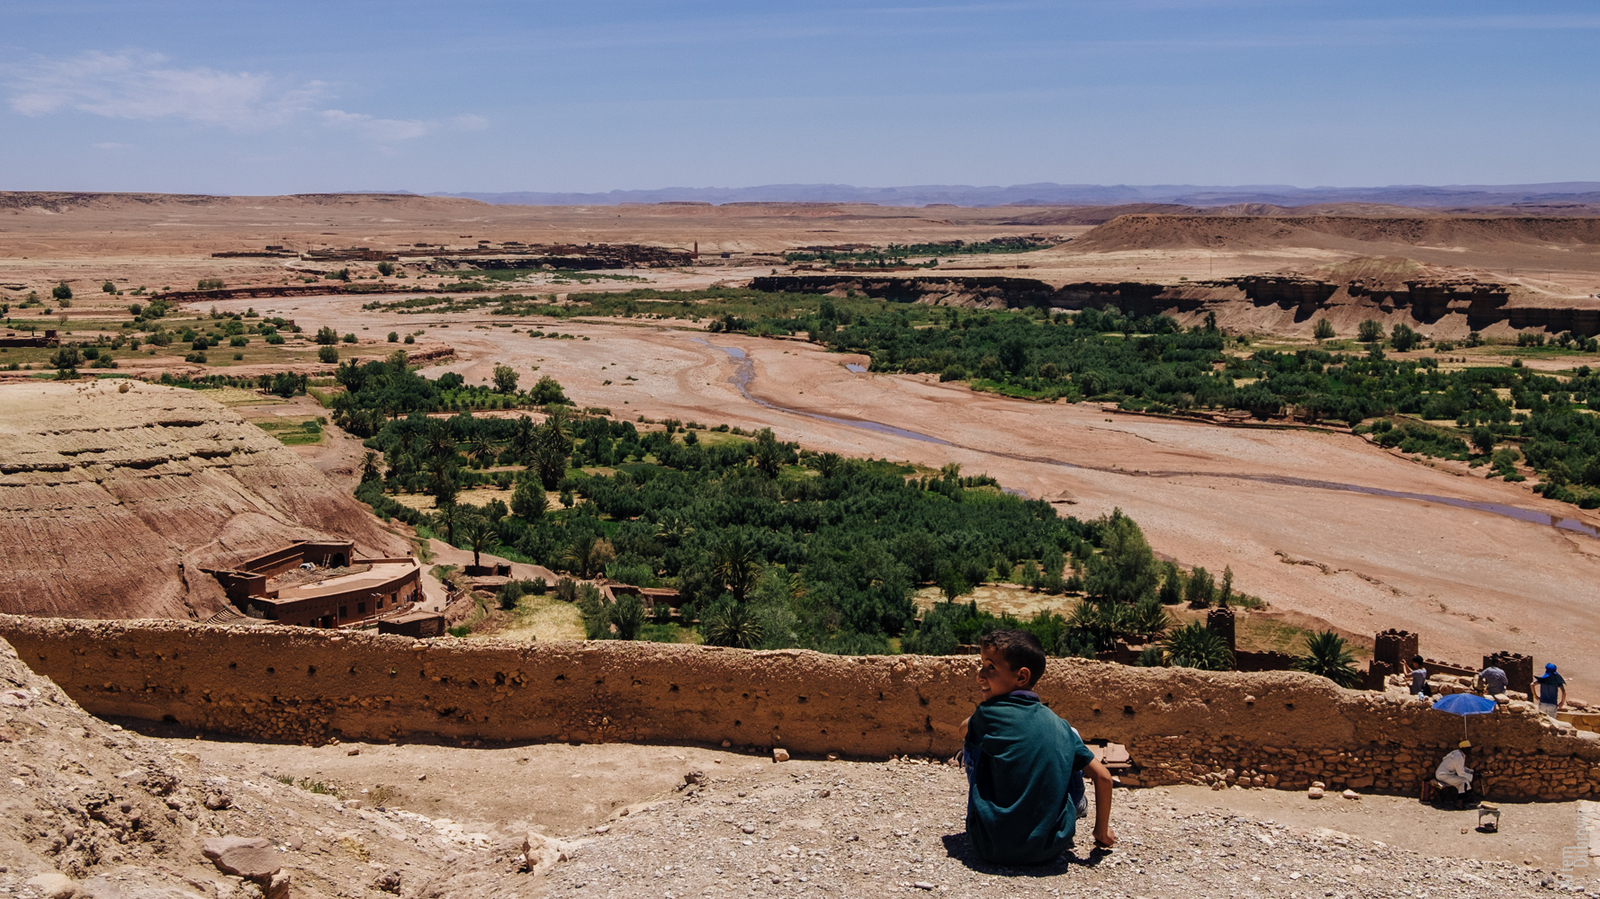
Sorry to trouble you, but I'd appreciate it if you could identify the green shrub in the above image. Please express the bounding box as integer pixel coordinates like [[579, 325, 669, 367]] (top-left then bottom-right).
[[1163, 622, 1232, 670], [1295, 630, 1359, 687]]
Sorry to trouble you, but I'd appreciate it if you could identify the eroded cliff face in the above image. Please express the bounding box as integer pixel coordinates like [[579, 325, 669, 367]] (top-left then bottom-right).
[[0, 381, 407, 620], [751, 271, 1592, 336]]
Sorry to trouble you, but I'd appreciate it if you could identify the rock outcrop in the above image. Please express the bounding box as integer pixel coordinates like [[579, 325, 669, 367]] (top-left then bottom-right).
[[0, 380, 406, 620], [752, 267, 1600, 337]]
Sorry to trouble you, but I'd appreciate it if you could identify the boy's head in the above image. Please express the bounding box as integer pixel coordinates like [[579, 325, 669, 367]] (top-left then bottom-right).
[[1411, 655, 1424, 666], [978, 629, 1046, 700]]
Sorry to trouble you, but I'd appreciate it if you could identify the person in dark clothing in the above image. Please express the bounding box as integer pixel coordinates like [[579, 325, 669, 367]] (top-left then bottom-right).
[[1533, 663, 1568, 717], [1410, 655, 1430, 698], [958, 629, 1116, 865]]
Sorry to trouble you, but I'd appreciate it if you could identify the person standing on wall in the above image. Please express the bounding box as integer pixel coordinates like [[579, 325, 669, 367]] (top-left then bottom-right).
[[1532, 663, 1567, 718], [1410, 655, 1430, 699], [1476, 662, 1508, 700]]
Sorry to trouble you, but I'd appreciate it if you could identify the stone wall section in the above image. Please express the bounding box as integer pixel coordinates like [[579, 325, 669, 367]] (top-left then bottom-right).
[[2, 615, 1598, 800]]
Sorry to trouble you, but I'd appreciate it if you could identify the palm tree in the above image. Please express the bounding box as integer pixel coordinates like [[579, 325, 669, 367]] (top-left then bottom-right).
[[509, 415, 537, 463], [610, 594, 646, 640], [1126, 596, 1172, 642], [461, 515, 497, 570], [563, 533, 616, 578], [425, 457, 459, 504], [423, 422, 454, 462], [653, 511, 693, 546], [1296, 630, 1359, 687], [511, 477, 549, 521], [809, 452, 842, 479], [433, 499, 464, 544], [467, 434, 497, 466], [1162, 622, 1233, 671], [1065, 600, 1137, 654], [360, 452, 381, 483], [702, 599, 763, 649], [531, 416, 572, 489], [711, 533, 762, 602], [751, 428, 785, 478]]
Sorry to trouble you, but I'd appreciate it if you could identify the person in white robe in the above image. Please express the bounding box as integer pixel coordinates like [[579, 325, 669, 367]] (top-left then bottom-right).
[[1435, 740, 1475, 807]]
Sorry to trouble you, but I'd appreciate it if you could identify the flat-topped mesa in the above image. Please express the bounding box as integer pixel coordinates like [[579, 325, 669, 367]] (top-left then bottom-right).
[[0, 381, 407, 620]]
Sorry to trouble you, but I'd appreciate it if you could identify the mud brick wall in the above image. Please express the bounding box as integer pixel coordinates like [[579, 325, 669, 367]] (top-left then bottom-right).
[[2, 616, 1598, 800]]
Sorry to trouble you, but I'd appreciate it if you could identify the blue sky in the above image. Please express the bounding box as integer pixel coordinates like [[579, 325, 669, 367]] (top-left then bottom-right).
[[1, 1, 1595, 194]]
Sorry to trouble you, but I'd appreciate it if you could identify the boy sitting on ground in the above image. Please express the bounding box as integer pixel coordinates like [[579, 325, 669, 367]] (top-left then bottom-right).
[[960, 629, 1117, 865]]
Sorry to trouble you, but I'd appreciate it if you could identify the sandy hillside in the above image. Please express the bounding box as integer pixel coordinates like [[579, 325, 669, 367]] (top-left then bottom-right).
[[0, 380, 409, 620]]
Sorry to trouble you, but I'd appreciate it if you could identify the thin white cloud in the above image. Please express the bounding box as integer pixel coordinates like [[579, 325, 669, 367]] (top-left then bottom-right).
[[6, 49, 485, 142], [8, 50, 324, 130], [321, 109, 434, 141]]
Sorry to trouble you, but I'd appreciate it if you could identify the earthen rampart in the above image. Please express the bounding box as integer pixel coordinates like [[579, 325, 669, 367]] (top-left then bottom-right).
[[2, 615, 1597, 800]]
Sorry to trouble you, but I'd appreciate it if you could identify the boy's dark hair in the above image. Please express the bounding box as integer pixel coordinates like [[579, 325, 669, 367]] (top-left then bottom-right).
[[1411, 655, 1424, 665], [981, 629, 1047, 689]]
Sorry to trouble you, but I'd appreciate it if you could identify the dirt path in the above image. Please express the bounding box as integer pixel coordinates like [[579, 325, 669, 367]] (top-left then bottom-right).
[[208, 294, 1600, 698]]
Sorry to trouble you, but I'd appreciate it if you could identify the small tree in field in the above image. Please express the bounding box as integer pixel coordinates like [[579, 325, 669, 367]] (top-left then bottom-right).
[[1471, 426, 1496, 456], [318, 345, 338, 364], [50, 346, 83, 372], [1357, 319, 1385, 343], [1390, 323, 1421, 352], [492, 363, 519, 394], [1314, 318, 1335, 341], [52, 281, 72, 301]]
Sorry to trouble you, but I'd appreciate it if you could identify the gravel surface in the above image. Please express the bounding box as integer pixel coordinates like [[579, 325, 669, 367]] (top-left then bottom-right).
[[542, 757, 1596, 898]]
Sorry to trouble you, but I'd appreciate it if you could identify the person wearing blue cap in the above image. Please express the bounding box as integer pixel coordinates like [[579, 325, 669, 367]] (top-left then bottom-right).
[[1532, 663, 1567, 718]]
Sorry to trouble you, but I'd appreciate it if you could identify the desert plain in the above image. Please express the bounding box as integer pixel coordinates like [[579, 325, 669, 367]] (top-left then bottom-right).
[[6, 193, 1600, 896], [5, 193, 1599, 692]]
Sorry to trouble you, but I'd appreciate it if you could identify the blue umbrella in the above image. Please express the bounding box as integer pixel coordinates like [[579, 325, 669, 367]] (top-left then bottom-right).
[[1432, 692, 1497, 738]]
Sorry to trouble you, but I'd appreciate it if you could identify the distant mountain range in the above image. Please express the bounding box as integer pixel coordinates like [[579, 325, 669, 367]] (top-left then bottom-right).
[[429, 182, 1600, 208]]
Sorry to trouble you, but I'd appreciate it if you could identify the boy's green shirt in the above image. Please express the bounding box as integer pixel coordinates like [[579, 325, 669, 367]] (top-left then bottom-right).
[[964, 692, 1094, 865]]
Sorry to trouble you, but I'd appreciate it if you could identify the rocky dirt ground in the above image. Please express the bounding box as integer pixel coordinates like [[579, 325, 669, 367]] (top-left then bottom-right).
[[114, 730, 1600, 899]]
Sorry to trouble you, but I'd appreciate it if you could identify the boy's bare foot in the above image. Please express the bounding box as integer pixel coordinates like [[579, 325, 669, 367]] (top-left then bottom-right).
[[1094, 825, 1118, 849]]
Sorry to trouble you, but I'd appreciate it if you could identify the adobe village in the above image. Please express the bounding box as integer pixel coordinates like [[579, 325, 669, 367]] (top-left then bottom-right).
[[2, 192, 1600, 898]]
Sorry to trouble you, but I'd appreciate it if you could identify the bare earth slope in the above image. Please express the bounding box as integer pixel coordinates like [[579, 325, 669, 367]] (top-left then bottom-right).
[[0, 380, 407, 619], [0, 633, 531, 899], [1072, 214, 1600, 254]]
